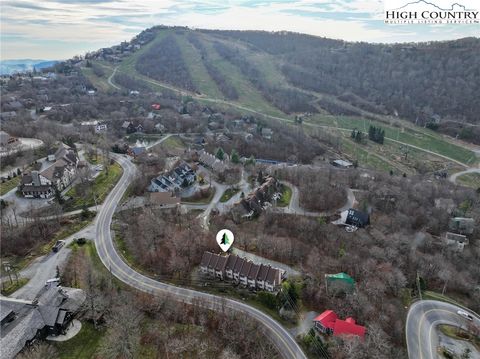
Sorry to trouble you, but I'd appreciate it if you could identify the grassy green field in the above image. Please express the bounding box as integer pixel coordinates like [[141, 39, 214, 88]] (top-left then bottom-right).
[[310, 115, 477, 166], [65, 162, 122, 210], [277, 184, 292, 207], [220, 187, 239, 202], [157, 136, 185, 151], [54, 322, 105, 359], [457, 172, 480, 189], [199, 37, 285, 117], [174, 33, 223, 98], [79, 65, 114, 92], [0, 176, 20, 195], [1, 278, 28, 296]]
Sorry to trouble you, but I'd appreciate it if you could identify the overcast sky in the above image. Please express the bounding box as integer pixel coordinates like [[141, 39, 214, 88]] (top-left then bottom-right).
[[1, 0, 479, 60]]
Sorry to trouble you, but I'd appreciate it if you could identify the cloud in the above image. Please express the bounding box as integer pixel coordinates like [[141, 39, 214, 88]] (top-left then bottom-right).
[[0, 0, 478, 59], [2, 1, 56, 11]]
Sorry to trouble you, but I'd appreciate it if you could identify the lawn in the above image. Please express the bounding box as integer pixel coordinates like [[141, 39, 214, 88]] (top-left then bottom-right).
[[79, 65, 113, 92], [174, 33, 224, 98], [277, 184, 292, 207], [220, 187, 239, 202], [65, 162, 122, 210], [200, 37, 285, 117], [457, 173, 480, 189], [309, 115, 477, 166], [156, 136, 185, 151], [53, 322, 105, 359], [0, 176, 20, 195], [1, 278, 28, 296], [181, 187, 215, 204]]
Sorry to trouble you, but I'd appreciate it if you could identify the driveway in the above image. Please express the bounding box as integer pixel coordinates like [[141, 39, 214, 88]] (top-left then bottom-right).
[[7, 224, 96, 301]]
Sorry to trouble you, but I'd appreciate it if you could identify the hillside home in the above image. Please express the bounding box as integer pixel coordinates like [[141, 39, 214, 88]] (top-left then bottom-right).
[[200, 252, 284, 292], [21, 144, 78, 198], [313, 310, 366, 339], [444, 232, 469, 252], [148, 162, 196, 193], [449, 217, 474, 235], [197, 150, 226, 173], [240, 175, 281, 215], [121, 121, 137, 134], [334, 208, 370, 228], [0, 287, 86, 359]]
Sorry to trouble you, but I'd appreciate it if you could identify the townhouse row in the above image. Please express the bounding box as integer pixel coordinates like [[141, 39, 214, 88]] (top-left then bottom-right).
[[200, 251, 285, 292]]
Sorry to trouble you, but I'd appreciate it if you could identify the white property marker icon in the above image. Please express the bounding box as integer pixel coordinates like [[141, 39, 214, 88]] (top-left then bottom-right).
[[216, 229, 234, 252]]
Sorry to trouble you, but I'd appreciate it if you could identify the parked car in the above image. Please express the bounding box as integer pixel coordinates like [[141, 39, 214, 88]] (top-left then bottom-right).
[[52, 240, 65, 253], [45, 278, 60, 287], [457, 310, 473, 321]]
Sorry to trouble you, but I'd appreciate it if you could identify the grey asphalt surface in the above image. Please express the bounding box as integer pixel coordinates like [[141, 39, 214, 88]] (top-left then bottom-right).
[[7, 224, 96, 300], [95, 153, 307, 359], [406, 300, 480, 359], [448, 167, 480, 185]]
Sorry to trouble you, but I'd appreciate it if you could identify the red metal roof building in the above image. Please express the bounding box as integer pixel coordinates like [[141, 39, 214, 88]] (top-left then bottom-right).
[[313, 310, 366, 339]]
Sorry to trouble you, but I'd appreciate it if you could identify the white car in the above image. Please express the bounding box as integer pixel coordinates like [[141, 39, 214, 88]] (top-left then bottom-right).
[[457, 310, 473, 321]]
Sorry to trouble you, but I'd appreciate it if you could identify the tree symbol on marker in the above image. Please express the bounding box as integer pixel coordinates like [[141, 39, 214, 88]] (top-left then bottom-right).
[[221, 233, 229, 245]]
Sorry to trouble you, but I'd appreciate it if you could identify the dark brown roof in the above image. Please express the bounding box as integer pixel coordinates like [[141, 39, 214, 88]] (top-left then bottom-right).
[[257, 264, 270, 281], [233, 257, 245, 273], [240, 261, 252, 277], [21, 174, 33, 185], [266, 267, 281, 285], [225, 255, 238, 271], [209, 254, 220, 269], [248, 263, 261, 280], [200, 252, 212, 267], [21, 185, 53, 193], [215, 256, 228, 272]]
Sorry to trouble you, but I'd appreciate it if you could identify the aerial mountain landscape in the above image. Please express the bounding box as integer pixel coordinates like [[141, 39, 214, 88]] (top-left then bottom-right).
[[1, 4, 479, 359], [84, 27, 480, 143]]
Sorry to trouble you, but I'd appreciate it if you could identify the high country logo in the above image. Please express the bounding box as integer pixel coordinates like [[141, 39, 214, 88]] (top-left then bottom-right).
[[384, 0, 479, 24]]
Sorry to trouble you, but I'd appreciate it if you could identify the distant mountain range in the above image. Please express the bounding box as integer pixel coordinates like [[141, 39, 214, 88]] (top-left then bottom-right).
[[0, 59, 58, 75]]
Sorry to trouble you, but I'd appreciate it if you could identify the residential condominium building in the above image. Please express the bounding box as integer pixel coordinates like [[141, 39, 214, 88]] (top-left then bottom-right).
[[148, 162, 196, 193], [200, 251, 284, 292], [20, 143, 78, 198]]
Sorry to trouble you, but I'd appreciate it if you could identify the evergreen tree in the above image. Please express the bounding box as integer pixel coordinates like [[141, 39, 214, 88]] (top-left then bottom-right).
[[216, 147, 224, 160], [230, 149, 240, 164], [257, 170, 264, 183]]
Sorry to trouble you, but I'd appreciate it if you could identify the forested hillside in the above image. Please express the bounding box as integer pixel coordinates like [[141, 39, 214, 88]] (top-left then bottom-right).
[[209, 31, 479, 123], [118, 27, 480, 141]]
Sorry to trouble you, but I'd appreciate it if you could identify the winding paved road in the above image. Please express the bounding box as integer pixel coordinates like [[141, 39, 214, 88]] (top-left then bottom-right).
[[406, 300, 480, 359], [95, 153, 307, 359], [448, 167, 480, 185]]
